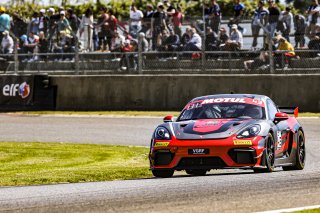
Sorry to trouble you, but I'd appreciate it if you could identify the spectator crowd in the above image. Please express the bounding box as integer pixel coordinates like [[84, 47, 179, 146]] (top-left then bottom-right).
[[0, 0, 319, 69]]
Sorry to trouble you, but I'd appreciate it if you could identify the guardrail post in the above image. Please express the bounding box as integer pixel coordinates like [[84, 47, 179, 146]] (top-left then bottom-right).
[[138, 35, 142, 74], [75, 37, 80, 75], [14, 38, 18, 75]]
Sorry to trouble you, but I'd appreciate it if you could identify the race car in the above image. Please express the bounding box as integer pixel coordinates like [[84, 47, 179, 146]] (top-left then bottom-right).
[[149, 94, 306, 178]]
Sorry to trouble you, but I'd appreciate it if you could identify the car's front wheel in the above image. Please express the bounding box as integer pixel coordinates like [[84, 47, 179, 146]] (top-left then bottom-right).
[[152, 169, 174, 178], [254, 133, 275, 173]]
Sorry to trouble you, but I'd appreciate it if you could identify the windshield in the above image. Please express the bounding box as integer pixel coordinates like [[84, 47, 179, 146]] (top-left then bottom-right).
[[177, 101, 266, 121]]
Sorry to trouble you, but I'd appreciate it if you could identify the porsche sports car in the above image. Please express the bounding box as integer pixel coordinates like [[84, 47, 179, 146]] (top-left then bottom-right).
[[149, 94, 306, 178]]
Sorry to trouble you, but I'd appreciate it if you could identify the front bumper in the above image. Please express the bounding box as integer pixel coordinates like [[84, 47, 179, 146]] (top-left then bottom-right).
[[149, 136, 265, 170]]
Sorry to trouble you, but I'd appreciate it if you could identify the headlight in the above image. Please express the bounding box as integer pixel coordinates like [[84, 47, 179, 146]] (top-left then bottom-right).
[[154, 127, 171, 140], [237, 124, 261, 138]]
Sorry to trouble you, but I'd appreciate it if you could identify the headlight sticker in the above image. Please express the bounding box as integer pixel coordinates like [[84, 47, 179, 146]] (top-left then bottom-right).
[[154, 142, 170, 147], [233, 140, 252, 145]]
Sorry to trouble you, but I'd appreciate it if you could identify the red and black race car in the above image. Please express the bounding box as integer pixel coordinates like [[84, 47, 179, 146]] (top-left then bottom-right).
[[149, 94, 306, 178]]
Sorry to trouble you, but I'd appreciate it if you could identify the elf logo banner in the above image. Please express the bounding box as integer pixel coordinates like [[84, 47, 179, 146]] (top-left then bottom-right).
[[2, 82, 31, 99]]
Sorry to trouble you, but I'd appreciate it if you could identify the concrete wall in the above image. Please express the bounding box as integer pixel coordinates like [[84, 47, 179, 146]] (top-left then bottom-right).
[[51, 74, 320, 112]]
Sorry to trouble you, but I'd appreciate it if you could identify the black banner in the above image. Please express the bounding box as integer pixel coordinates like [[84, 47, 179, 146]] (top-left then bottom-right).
[[0, 75, 34, 107]]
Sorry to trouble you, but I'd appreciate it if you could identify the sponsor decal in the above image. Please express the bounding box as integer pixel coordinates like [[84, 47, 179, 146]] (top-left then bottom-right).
[[154, 142, 170, 147], [233, 140, 252, 145], [2, 82, 30, 99], [202, 98, 246, 105]]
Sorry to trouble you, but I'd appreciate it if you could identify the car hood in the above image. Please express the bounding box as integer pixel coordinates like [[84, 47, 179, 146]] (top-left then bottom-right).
[[171, 118, 254, 140]]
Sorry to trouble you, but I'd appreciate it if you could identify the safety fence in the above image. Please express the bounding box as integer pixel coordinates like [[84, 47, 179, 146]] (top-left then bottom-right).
[[1, 49, 320, 75]]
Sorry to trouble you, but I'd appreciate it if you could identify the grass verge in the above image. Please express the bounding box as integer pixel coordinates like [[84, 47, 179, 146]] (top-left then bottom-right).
[[7, 111, 320, 117], [0, 142, 151, 186], [293, 209, 320, 213]]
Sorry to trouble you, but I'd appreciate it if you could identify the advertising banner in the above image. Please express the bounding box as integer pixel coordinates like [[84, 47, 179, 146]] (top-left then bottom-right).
[[0, 75, 34, 107]]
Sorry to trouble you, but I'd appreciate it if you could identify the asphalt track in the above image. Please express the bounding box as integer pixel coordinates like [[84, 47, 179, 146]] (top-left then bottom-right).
[[0, 114, 319, 213]]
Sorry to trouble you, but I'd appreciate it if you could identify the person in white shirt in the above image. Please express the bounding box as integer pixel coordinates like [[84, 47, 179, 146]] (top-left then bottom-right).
[[129, 4, 144, 38], [111, 30, 125, 52], [183, 27, 202, 51], [279, 7, 293, 42], [1, 30, 14, 55]]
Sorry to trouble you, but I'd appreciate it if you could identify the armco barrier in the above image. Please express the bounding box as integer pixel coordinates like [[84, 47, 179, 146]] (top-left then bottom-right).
[[51, 74, 320, 112]]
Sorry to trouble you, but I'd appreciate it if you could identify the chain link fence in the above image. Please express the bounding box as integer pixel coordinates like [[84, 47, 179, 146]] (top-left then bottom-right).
[[1, 16, 320, 75]]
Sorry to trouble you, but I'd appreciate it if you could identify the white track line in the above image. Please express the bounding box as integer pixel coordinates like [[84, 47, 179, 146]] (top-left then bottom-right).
[[256, 205, 320, 213]]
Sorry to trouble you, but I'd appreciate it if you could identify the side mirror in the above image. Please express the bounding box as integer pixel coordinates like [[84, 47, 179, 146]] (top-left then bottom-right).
[[274, 112, 289, 122], [163, 115, 174, 123]]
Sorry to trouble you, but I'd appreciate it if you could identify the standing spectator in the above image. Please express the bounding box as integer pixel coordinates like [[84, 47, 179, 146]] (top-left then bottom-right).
[[11, 13, 28, 38], [229, 0, 245, 34], [38, 9, 49, 35], [225, 24, 243, 51], [294, 14, 307, 48], [119, 39, 134, 71], [106, 9, 118, 51], [267, 0, 280, 38], [37, 31, 48, 61], [164, 0, 176, 32], [305, 0, 320, 39], [57, 11, 71, 35], [1, 30, 14, 56], [0, 6, 10, 42], [142, 4, 154, 34], [151, 2, 168, 50], [28, 12, 40, 35], [172, 5, 183, 38], [279, 7, 293, 42], [129, 4, 144, 38], [47, 8, 60, 51], [79, 8, 94, 52], [209, 0, 221, 34], [66, 8, 79, 36], [96, 6, 109, 51], [183, 27, 202, 51], [308, 24, 320, 57], [251, 1, 269, 49], [139, 32, 149, 52]]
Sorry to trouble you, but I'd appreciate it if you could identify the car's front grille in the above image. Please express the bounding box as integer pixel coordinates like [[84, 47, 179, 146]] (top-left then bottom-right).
[[176, 157, 226, 169], [154, 151, 174, 166]]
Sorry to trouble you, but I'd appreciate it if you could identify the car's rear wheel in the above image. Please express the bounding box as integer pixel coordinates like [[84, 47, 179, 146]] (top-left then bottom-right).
[[283, 130, 305, 171], [185, 169, 207, 176], [254, 133, 275, 173], [152, 169, 174, 178]]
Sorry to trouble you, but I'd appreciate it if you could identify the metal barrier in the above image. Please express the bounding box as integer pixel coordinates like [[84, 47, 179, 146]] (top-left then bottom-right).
[[1, 49, 319, 75]]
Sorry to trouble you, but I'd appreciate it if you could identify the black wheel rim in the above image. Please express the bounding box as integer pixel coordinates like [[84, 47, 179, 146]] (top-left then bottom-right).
[[298, 134, 305, 164], [267, 137, 275, 166]]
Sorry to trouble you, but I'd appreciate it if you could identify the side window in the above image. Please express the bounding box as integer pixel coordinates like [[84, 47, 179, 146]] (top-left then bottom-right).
[[267, 99, 278, 120]]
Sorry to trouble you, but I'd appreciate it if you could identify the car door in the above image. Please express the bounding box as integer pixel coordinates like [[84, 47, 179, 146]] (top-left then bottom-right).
[[266, 99, 290, 158]]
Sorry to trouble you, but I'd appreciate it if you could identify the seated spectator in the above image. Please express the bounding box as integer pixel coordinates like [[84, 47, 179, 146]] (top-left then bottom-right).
[[119, 39, 134, 71], [274, 35, 295, 68], [205, 27, 218, 51], [217, 27, 229, 49], [244, 49, 270, 71], [161, 30, 180, 52], [53, 31, 75, 61], [111, 30, 125, 52], [183, 27, 201, 51], [307, 24, 320, 57], [224, 24, 243, 51], [1, 30, 14, 60], [37, 31, 48, 61], [20, 32, 39, 62], [180, 27, 191, 47]]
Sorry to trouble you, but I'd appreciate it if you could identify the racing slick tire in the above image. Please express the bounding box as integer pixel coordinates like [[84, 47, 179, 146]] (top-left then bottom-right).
[[185, 169, 207, 176], [283, 130, 305, 171], [254, 133, 275, 173], [152, 169, 174, 178]]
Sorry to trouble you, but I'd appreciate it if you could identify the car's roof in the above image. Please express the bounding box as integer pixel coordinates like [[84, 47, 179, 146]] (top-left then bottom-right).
[[191, 94, 269, 102]]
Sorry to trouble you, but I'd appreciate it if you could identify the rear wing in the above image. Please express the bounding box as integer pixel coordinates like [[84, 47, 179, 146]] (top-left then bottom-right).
[[278, 107, 299, 118]]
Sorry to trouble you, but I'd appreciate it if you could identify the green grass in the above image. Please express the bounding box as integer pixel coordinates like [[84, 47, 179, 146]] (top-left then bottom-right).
[[0, 142, 151, 186], [292, 209, 320, 213], [7, 111, 320, 117]]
